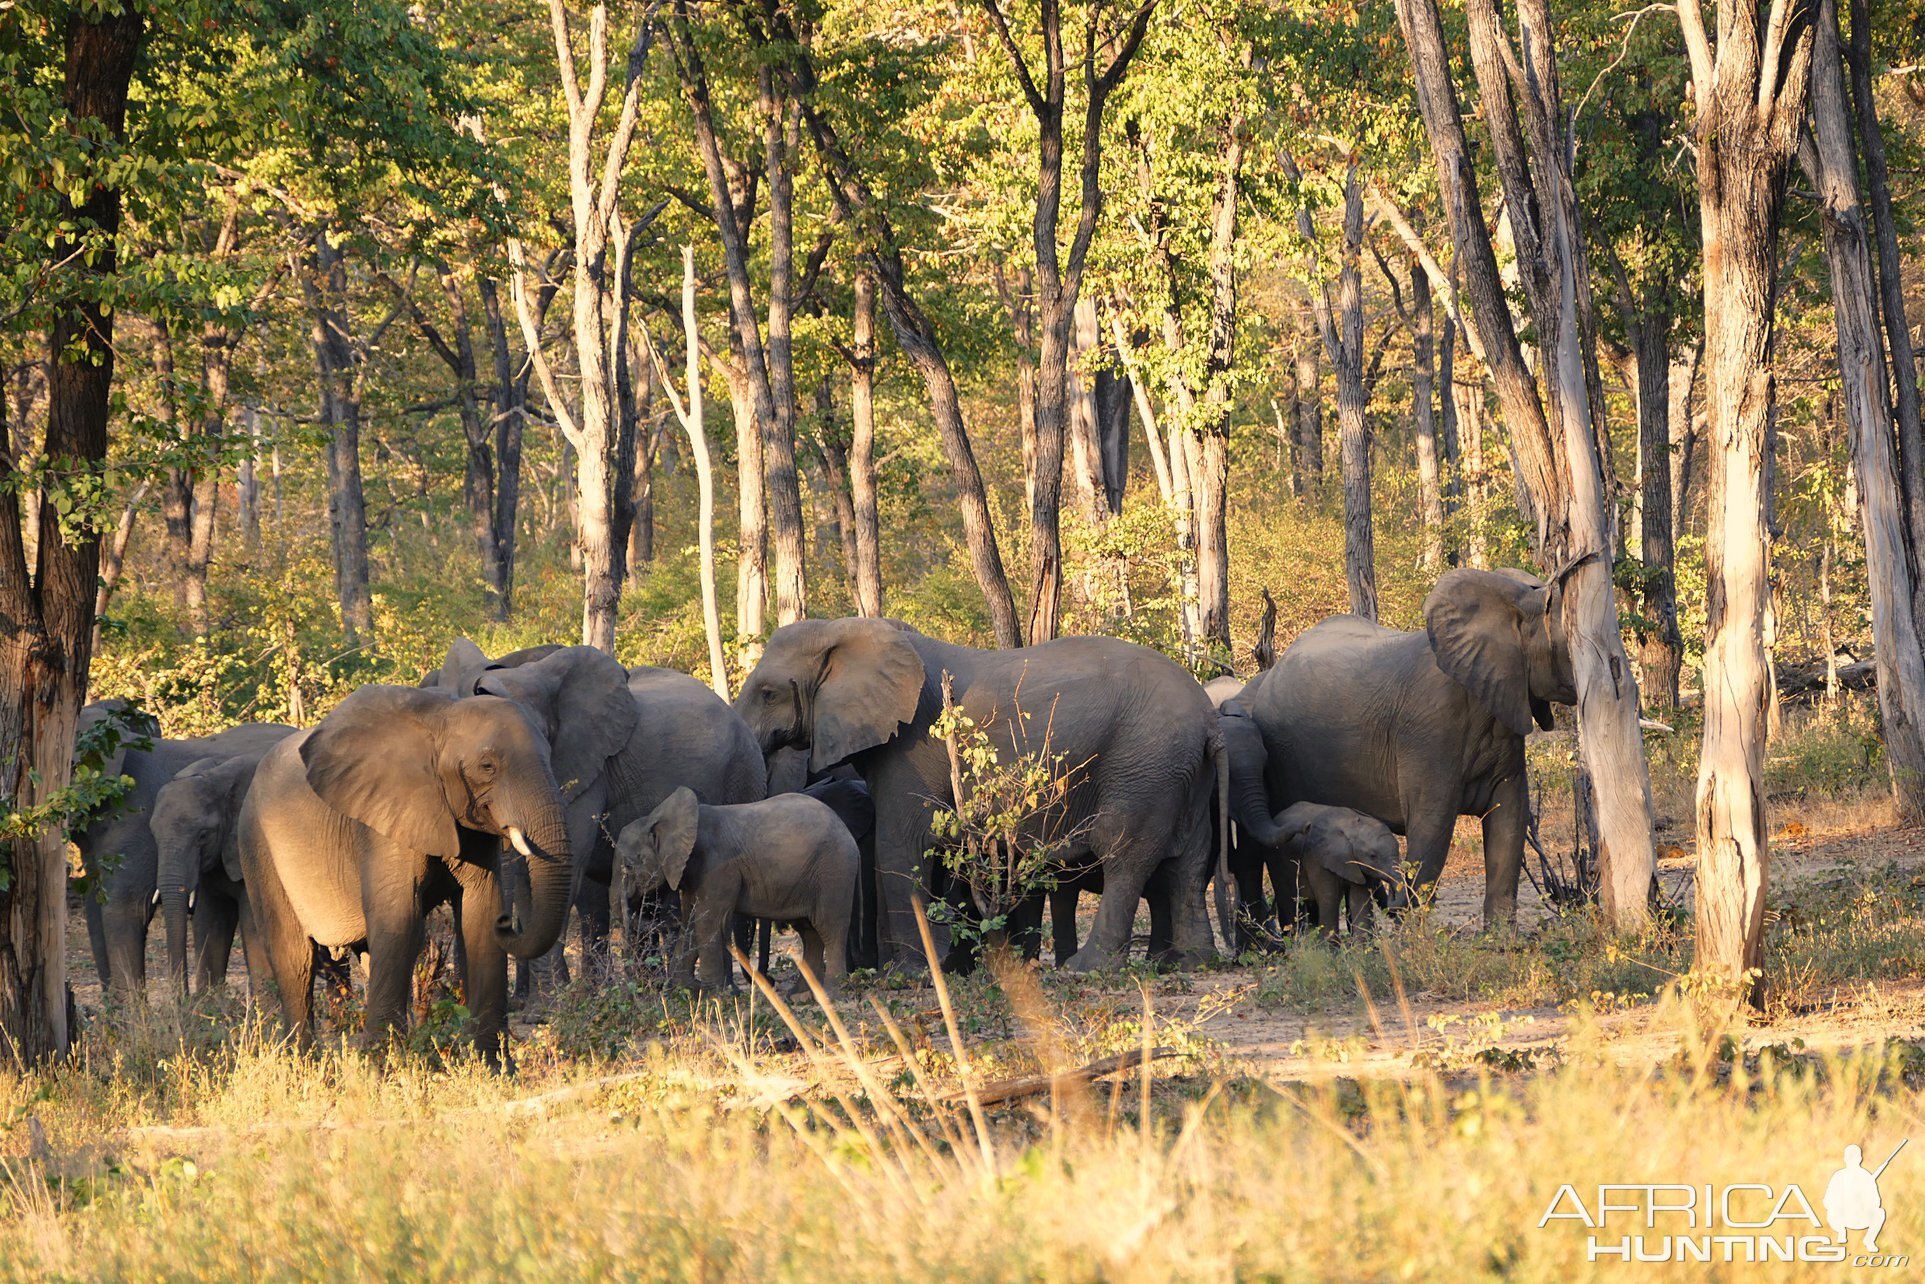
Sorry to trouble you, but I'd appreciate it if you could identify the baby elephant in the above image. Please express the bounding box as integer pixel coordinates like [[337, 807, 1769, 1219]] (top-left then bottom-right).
[[1275, 802, 1404, 937], [617, 786, 859, 996]]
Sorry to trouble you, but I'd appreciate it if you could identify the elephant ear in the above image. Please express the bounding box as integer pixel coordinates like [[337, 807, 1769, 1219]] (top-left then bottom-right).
[[300, 686, 460, 858], [1423, 570, 1546, 738], [651, 786, 701, 890], [800, 619, 926, 773], [474, 646, 635, 801], [431, 637, 494, 693]]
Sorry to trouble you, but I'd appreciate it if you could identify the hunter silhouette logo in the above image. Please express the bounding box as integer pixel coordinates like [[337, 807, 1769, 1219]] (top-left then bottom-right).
[[1538, 1139, 1910, 1266], [1826, 1141, 1905, 1254]]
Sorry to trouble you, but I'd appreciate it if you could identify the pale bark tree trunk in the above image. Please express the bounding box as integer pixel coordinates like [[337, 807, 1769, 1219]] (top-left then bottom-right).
[[1292, 158, 1375, 619], [237, 405, 262, 547], [0, 2, 142, 1062], [1677, 0, 1815, 992], [849, 269, 884, 618], [1459, 378, 1489, 567], [1411, 262, 1446, 569], [783, 34, 1021, 646], [1669, 341, 1701, 540], [724, 358, 767, 646], [1397, 0, 1657, 928], [981, 0, 1155, 644], [1292, 301, 1324, 490], [1803, 0, 1925, 819], [509, 2, 656, 654], [304, 228, 375, 645], [1068, 295, 1107, 521], [1631, 316, 1684, 710], [648, 248, 731, 698]]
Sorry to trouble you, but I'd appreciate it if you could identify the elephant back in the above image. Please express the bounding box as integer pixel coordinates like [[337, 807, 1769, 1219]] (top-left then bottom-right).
[[614, 667, 767, 825]]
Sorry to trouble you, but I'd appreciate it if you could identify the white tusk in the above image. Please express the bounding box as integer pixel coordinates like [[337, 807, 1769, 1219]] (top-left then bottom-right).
[[505, 826, 536, 859]]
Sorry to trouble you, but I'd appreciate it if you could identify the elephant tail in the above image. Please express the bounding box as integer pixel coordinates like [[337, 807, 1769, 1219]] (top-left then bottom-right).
[[1209, 726, 1233, 952]]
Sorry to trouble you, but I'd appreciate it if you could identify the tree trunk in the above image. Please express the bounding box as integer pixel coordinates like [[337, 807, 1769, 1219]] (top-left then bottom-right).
[[760, 82, 808, 625], [1460, 378, 1488, 568], [1681, 0, 1815, 992], [1326, 168, 1376, 619], [478, 276, 524, 620], [1669, 341, 1701, 564], [1632, 315, 1683, 710], [1192, 114, 1244, 654], [305, 229, 375, 645], [236, 405, 262, 547], [1412, 262, 1446, 569], [0, 2, 143, 1062], [92, 479, 150, 653], [1845, 0, 1925, 621], [667, 248, 730, 697], [1292, 301, 1324, 489], [849, 270, 884, 618], [727, 358, 767, 647], [1804, 0, 1925, 819], [782, 32, 1020, 646]]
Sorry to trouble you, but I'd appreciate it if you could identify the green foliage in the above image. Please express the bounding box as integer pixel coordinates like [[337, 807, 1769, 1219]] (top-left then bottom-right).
[[0, 700, 152, 893], [927, 675, 1087, 944]]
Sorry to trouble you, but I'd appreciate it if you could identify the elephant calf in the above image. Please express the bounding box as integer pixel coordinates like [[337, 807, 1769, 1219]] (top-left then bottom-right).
[[1275, 802, 1404, 937], [617, 787, 858, 997]]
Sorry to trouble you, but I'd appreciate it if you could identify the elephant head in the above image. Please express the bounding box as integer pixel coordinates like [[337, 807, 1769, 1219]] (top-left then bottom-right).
[[615, 786, 701, 892], [471, 646, 638, 803], [299, 685, 575, 959], [1422, 567, 1580, 738], [151, 756, 237, 992], [424, 637, 568, 695], [734, 618, 927, 772], [1218, 700, 1284, 848], [1274, 802, 1405, 886]]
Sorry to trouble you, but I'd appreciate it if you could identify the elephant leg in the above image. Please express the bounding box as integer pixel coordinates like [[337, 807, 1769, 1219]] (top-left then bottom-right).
[[246, 851, 317, 1044], [574, 866, 614, 971], [1144, 864, 1175, 964], [359, 863, 427, 1052], [1310, 870, 1343, 941], [1005, 892, 1045, 963], [1268, 846, 1304, 940], [84, 895, 112, 990], [236, 897, 271, 996], [1230, 843, 1271, 954], [872, 789, 937, 971], [796, 924, 838, 999], [815, 908, 850, 992], [1347, 883, 1375, 933], [1401, 790, 1460, 905], [689, 896, 736, 992], [1481, 771, 1530, 926], [849, 830, 880, 971], [1048, 881, 1081, 966], [102, 897, 151, 1001], [1160, 807, 1220, 967], [454, 868, 510, 1067], [192, 888, 242, 992], [1066, 813, 1163, 972]]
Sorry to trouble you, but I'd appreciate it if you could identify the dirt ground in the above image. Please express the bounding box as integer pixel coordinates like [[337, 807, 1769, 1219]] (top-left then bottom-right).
[[67, 807, 1925, 1086]]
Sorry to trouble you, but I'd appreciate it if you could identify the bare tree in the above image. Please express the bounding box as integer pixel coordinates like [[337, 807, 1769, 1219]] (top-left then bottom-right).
[[302, 228, 375, 645], [509, 1, 657, 653], [1289, 157, 1374, 619], [646, 248, 731, 698], [848, 269, 885, 617], [980, 0, 1156, 643], [1675, 0, 1816, 990], [1395, 0, 1658, 929], [1801, 0, 1925, 818]]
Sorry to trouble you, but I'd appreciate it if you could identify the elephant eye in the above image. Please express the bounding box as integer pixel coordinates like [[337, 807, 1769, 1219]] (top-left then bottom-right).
[[761, 687, 778, 701], [475, 757, 498, 778]]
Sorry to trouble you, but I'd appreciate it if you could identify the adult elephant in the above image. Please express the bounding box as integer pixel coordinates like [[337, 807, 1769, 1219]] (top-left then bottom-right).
[[151, 736, 297, 994], [71, 702, 291, 998], [237, 685, 573, 1062], [1207, 678, 1299, 952], [733, 618, 1226, 972], [1243, 566, 1580, 926], [440, 643, 767, 959]]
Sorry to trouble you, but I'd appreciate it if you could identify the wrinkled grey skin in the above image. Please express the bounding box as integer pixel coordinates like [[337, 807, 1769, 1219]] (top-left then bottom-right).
[[618, 787, 860, 996], [237, 686, 573, 1063], [71, 703, 290, 998], [1212, 687, 1301, 951], [1273, 802, 1403, 936], [733, 618, 1227, 973], [444, 643, 766, 967], [1244, 567, 1579, 926], [151, 736, 297, 993]]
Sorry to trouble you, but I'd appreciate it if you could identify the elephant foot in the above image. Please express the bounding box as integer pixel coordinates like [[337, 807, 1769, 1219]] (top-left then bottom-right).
[[1061, 944, 1118, 973]]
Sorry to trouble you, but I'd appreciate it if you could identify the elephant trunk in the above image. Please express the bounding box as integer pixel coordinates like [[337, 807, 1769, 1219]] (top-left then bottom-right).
[[157, 841, 194, 995], [1230, 770, 1286, 850], [495, 801, 573, 959], [159, 883, 191, 996]]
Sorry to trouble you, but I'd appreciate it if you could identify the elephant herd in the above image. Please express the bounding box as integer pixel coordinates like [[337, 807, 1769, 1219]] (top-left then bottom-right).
[[70, 566, 1584, 1061]]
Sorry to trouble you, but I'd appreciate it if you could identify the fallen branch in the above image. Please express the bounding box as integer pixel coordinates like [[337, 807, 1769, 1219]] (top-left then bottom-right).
[[943, 1046, 1180, 1107]]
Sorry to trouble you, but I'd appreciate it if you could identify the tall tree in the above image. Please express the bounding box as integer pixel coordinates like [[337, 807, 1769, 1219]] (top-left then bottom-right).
[[1395, 0, 1658, 929], [1675, 0, 1816, 990], [510, 0, 655, 654], [980, 0, 1155, 644], [0, 0, 145, 1062], [1801, 0, 1925, 819]]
